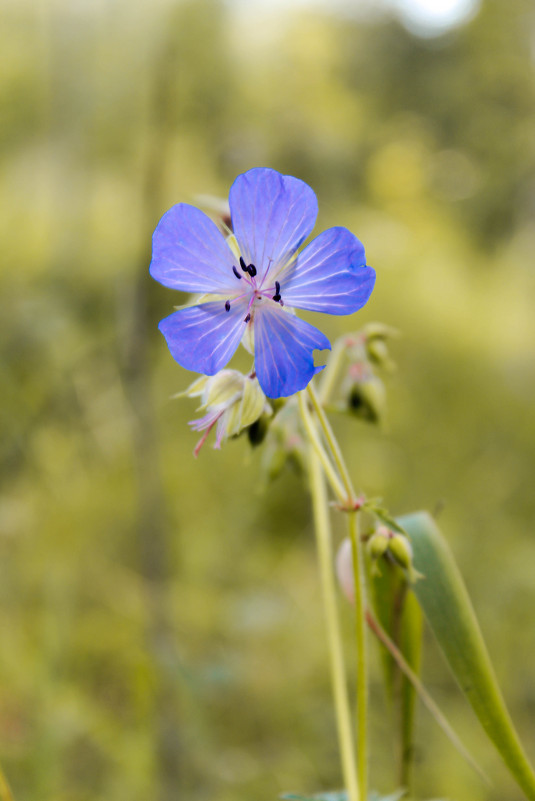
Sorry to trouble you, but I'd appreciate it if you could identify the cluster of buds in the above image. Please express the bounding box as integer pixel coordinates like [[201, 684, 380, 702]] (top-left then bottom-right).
[[179, 370, 272, 457], [366, 525, 422, 583], [324, 323, 398, 425], [336, 526, 421, 603]]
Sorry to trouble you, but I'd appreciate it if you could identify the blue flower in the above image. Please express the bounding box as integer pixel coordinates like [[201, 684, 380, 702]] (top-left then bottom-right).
[[150, 168, 376, 399]]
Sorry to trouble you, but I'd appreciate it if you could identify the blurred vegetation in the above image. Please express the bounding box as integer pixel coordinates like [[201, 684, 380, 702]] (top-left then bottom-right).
[[0, 0, 534, 799]]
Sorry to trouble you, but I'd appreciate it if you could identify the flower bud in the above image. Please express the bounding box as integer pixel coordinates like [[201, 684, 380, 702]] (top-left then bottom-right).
[[194, 194, 232, 232], [362, 322, 399, 341], [362, 322, 398, 370], [366, 529, 390, 560], [260, 401, 305, 481], [365, 526, 391, 576], [388, 533, 422, 584], [366, 338, 389, 367], [247, 413, 271, 446], [336, 537, 354, 603], [182, 370, 271, 456], [348, 375, 386, 424]]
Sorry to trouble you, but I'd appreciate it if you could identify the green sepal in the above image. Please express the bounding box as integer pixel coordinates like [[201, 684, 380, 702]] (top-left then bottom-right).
[[401, 511, 535, 800], [362, 501, 407, 535]]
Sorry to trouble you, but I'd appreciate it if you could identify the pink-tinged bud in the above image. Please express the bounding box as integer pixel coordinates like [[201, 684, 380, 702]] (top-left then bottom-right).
[[194, 194, 232, 232], [348, 375, 386, 424], [182, 370, 271, 456], [335, 538, 355, 604]]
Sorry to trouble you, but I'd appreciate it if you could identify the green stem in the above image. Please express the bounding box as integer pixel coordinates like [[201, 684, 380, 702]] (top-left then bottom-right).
[[309, 448, 360, 801], [348, 511, 368, 799], [300, 383, 369, 801], [306, 384, 355, 503], [297, 392, 346, 504]]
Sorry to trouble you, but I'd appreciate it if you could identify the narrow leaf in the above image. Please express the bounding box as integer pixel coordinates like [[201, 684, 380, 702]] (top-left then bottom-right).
[[368, 559, 400, 701], [401, 511, 535, 800], [368, 560, 423, 790], [398, 589, 423, 788]]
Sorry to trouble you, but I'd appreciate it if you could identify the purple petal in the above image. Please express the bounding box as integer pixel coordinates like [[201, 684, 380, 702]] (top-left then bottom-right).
[[229, 168, 318, 277], [280, 227, 376, 315], [150, 203, 239, 294], [158, 299, 248, 376], [253, 305, 331, 399]]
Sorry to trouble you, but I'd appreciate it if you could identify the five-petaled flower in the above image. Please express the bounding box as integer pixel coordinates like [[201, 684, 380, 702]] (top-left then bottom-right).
[[150, 167, 376, 399]]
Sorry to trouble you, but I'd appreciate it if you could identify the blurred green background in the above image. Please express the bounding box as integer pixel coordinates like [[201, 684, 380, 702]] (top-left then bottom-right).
[[1, 0, 535, 799]]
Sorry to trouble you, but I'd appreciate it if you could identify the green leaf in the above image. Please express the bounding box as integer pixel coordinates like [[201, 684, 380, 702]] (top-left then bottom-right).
[[369, 559, 422, 791], [398, 589, 423, 787], [368, 559, 400, 700], [401, 511, 535, 800]]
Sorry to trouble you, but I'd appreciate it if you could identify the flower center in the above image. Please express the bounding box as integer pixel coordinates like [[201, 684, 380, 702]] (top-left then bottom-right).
[[224, 257, 284, 321]]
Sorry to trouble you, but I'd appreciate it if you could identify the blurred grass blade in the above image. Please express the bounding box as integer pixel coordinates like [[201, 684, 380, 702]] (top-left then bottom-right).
[[401, 511, 535, 800], [0, 766, 14, 801]]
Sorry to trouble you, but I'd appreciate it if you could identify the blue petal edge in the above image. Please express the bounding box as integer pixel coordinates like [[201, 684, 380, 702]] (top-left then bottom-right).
[[281, 226, 376, 315], [158, 299, 248, 376], [150, 203, 237, 294], [253, 304, 331, 399], [229, 168, 318, 276]]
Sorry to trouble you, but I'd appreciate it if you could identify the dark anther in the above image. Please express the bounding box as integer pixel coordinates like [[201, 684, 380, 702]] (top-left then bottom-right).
[[232, 266, 242, 280], [244, 313, 251, 323], [225, 300, 231, 312], [272, 280, 282, 303], [240, 256, 257, 277]]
